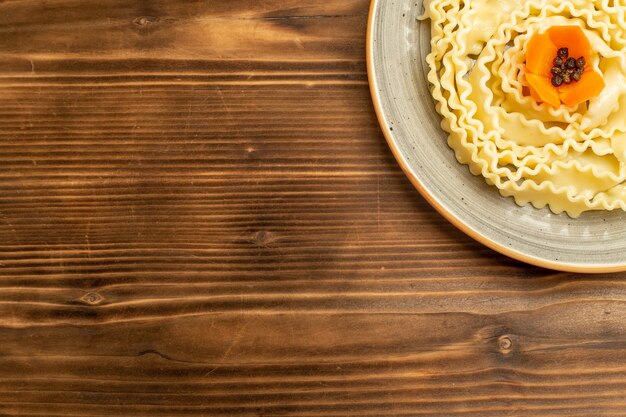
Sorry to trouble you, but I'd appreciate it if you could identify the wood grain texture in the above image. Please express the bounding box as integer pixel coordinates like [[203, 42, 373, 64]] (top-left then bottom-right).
[[1, 0, 626, 416]]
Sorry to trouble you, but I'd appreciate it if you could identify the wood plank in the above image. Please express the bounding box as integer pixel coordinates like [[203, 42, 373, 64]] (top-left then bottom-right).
[[1, 0, 626, 416]]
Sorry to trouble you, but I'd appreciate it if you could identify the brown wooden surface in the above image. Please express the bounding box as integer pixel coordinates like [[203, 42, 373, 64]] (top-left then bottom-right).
[[1, 1, 626, 415]]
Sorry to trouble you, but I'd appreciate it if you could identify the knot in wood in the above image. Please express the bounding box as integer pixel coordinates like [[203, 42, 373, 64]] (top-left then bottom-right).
[[498, 335, 513, 352], [133, 16, 158, 26], [81, 292, 103, 305], [253, 230, 277, 248], [243, 146, 257, 160]]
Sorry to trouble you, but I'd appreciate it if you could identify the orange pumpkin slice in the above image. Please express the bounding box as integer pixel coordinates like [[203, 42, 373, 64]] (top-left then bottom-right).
[[547, 26, 591, 64], [559, 70, 606, 106], [524, 25, 604, 107], [525, 32, 558, 77], [526, 73, 561, 107], [527, 85, 542, 103]]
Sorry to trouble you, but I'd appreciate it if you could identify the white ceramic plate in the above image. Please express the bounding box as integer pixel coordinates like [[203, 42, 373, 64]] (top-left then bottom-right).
[[367, 0, 626, 272]]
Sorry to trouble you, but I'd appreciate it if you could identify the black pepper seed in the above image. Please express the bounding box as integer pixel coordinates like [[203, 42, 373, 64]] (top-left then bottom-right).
[[544, 46, 586, 91], [552, 74, 563, 86]]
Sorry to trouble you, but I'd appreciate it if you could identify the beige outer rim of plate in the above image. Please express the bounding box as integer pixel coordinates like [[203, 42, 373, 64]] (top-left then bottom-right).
[[366, 0, 626, 274]]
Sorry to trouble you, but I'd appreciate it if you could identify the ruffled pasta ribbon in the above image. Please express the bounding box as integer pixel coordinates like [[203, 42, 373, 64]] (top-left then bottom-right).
[[422, 0, 626, 217]]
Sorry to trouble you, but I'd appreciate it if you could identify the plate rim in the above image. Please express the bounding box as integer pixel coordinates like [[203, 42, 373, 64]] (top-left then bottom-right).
[[366, 0, 626, 273]]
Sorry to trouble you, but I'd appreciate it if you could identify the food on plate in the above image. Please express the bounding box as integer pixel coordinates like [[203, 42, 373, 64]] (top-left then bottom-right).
[[525, 26, 604, 107], [420, 0, 626, 217]]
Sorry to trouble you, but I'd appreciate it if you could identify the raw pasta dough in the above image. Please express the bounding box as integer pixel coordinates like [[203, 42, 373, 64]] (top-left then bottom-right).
[[422, 0, 626, 217]]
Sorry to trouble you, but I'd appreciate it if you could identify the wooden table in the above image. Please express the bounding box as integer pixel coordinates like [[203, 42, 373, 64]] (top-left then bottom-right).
[[1, 1, 626, 415]]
